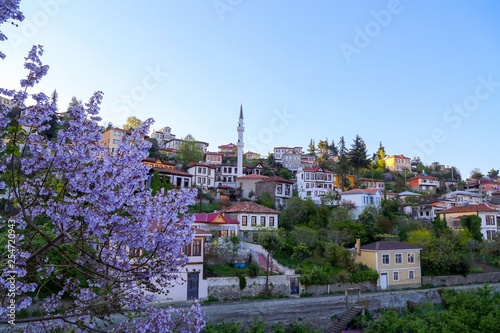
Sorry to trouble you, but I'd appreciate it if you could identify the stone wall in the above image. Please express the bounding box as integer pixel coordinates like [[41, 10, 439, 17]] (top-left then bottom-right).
[[302, 281, 377, 295], [422, 272, 500, 287], [207, 275, 292, 299]]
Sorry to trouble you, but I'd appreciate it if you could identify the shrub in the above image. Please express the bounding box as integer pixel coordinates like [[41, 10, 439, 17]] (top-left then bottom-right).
[[248, 262, 260, 278], [239, 275, 247, 290], [300, 266, 332, 286]]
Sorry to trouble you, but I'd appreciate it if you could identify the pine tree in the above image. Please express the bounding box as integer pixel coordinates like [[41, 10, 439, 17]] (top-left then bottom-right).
[[334, 136, 351, 191], [348, 135, 370, 186]]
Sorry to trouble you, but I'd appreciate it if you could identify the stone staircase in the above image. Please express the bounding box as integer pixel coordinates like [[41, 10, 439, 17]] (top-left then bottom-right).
[[325, 304, 365, 333]]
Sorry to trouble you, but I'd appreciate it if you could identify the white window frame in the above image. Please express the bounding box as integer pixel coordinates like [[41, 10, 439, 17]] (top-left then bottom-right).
[[395, 253, 403, 264], [382, 254, 390, 265]]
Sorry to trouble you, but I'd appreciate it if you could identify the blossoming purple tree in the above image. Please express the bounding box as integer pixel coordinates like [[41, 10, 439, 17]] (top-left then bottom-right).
[[1, 1, 204, 332]]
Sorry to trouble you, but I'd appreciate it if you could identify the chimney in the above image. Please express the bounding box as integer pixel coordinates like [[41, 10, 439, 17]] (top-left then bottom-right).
[[356, 239, 361, 256]]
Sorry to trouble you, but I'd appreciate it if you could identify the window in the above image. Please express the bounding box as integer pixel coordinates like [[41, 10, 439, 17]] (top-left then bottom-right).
[[285, 185, 290, 195], [382, 254, 390, 265], [113, 131, 121, 136], [251, 216, 257, 226], [277, 185, 282, 194], [486, 215, 495, 225], [486, 230, 497, 241], [113, 139, 120, 144], [260, 216, 266, 226], [395, 253, 402, 264], [408, 253, 415, 263], [269, 217, 275, 227], [242, 216, 247, 226], [183, 244, 192, 256], [192, 240, 201, 256], [408, 270, 415, 280], [393, 271, 399, 281]]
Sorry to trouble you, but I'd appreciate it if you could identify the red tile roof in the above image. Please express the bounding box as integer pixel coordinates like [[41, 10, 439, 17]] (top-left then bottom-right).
[[152, 167, 191, 177], [192, 212, 239, 224], [302, 166, 333, 173], [439, 203, 497, 214], [223, 201, 280, 214], [407, 175, 440, 181], [360, 241, 421, 251], [236, 174, 268, 180], [257, 176, 294, 184], [342, 188, 380, 195]]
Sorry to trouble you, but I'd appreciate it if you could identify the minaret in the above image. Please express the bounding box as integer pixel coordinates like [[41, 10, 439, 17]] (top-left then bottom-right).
[[237, 104, 244, 177]]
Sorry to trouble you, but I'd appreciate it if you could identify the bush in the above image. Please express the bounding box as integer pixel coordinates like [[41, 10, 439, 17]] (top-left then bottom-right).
[[239, 274, 247, 290], [300, 266, 332, 286], [248, 262, 260, 278], [349, 264, 379, 283]]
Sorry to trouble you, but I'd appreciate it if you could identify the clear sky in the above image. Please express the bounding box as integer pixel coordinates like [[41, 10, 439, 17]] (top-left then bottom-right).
[[1, 1, 499, 179]]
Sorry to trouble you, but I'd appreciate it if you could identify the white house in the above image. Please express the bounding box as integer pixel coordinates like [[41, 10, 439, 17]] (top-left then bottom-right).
[[187, 163, 216, 189], [223, 202, 280, 241], [444, 191, 483, 205], [340, 188, 382, 219], [144, 228, 211, 303], [296, 166, 336, 204], [438, 203, 498, 240]]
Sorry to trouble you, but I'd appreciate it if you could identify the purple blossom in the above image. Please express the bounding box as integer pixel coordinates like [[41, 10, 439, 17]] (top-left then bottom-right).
[[1, 45, 204, 332]]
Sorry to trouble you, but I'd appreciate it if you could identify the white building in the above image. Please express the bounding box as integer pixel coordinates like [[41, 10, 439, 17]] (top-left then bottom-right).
[[296, 166, 336, 204], [340, 189, 382, 219], [187, 163, 216, 189]]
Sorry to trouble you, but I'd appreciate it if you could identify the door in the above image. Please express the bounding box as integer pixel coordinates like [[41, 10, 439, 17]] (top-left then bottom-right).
[[380, 273, 388, 290], [187, 272, 199, 300], [289, 277, 300, 295]]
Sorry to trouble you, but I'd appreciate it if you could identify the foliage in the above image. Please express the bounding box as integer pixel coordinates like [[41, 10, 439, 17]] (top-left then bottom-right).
[[334, 136, 351, 191], [256, 191, 275, 209], [278, 168, 292, 180], [238, 274, 247, 290], [150, 170, 173, 195], [324, 243, 354, 268], [358, 206, 383, 243], [348, 264, 379, 283], [0, 44, 203, 331], [178, 134, 204, 166], [247, 262, 260, 278], [291, 243, 311, 260], [203, 319, 322, 333], [123, 115, 143, 130], [461, 215, 483, 242], [365, 285, 500, 333], [300, 266, 332, 286], [348, 134, 371, 185], [470, 168, 484, 179]]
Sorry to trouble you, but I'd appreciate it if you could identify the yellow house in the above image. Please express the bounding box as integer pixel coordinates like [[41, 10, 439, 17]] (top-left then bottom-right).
[[354, 240, 422, 290], [334, 174, 355, 189], [385, 154, 411, 172]]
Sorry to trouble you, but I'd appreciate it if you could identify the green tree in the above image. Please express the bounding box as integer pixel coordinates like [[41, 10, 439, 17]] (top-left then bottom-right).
[[334, 136, 351, 191], [278, 168, 291, 180], [123, 115, 142, 130], [358, 206, 382, 243], [149, 170, 172, 195], [148, 137, 160, 157], [257, 191, 275, 209], [372, 141, 386, 171], [258, 229, 283, 293], [461, 215, 483, 242], [487, 168, 499, 178], [178, 134, 204, 166], [348, 135, 370, 186], [307, 139, 316, 155], [470, 168, 484, 179]]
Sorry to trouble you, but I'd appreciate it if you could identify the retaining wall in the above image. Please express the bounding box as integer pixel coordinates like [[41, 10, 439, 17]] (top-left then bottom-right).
[[422, 271, 500, 287]]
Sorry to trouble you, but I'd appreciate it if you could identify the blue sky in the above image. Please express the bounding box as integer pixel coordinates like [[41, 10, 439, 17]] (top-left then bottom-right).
[[1, 1, 499, 179]]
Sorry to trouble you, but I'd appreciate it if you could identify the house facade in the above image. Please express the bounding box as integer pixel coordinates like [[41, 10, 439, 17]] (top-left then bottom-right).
[[215, 164, 239, 188], [354, 240, 422, 290], [223, 202, 280, 241], [444, 191, 483, 205], [385, 154, 411, 172], [340, 189, 382, 219], [192, 212, 239, 239], [407, 175, 440, 194], [255, 176, 294, 208], [296, 167, 336, 204], [236, 174, 268, 199], [187, 163, 216, 189], [438, 203, 498, 240], [359, 178, 385, 190], [145, 228, 211, 303], [101, 127, 127, 154], [165, 138, 209, 154], [205, 152, 224, 165], [218, 143, 238, 158]]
